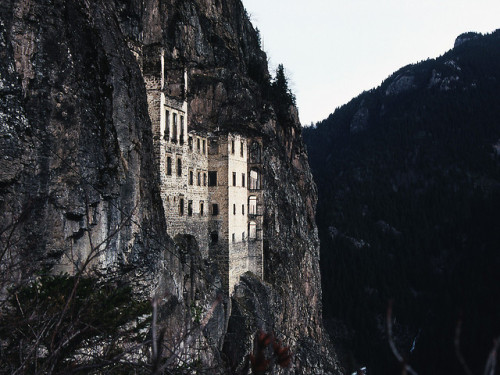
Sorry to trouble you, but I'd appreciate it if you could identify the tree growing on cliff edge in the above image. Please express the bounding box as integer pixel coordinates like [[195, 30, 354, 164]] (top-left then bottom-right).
[[270, 64, 296, 124]]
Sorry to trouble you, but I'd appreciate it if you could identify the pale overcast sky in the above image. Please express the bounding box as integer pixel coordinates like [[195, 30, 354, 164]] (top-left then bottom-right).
[[242, 0, 500, 125]]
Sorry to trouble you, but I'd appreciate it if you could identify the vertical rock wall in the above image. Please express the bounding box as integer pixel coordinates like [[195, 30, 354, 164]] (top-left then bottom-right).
[[0, 0, 340, 372]]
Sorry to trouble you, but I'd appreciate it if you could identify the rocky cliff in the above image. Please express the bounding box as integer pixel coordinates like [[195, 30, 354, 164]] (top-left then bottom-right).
[[0, 0, 339, 373]]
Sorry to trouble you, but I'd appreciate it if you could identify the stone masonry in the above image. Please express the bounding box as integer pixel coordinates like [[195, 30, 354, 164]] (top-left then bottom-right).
[[145, 50, 263, 295]]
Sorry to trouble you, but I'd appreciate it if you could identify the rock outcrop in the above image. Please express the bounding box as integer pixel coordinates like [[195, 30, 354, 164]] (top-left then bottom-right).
[[0, 0, 338, 372]]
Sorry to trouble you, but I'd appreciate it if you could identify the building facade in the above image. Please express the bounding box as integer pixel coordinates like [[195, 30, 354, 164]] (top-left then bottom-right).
[[145, 50, 263, 294]]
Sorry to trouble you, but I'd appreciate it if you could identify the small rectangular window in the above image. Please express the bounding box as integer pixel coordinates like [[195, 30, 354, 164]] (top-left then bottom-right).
[[232, 172, 236, 186], [212, 203, 219, 216], [240, 141, 244, 157], [203, 173, 207, 186], [231, 140, 235, 154], [202, 139, 206, 154], [232, 233, 235, 243], [197, 171, 201, 186], [233, 204, 236, 215], [208, 171, 217, 186], [166, 156, 172, 176], [164, 109, 170, 140], [242, 204, 245, 215], [180, 115, 184, 144], [209, 139, 219, 155], [197, 138, 201, 152], [177, 158, 182, 177], [188, 200, 193, 216], [179, 198, 184, 216], [242, 173, 245, 187], [200, 201, 204, 216], [188, 136, 193, 151], [242, 232, 245, 241], [189, 170, 193, 185], [172, 113, 178, 142]]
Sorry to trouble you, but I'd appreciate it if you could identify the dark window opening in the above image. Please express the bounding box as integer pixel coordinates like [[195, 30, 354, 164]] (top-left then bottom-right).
[[188, 200, 192, 216], [166, 156, 172, 176], [177, 158, 182, 177], [189, 170, 193, 185], [209, 139, 218, 155], [232, 172, 236, 186], [197, 138, 201, 152], [242, 204, 245, 215], [208, 171, 217, 186], [212, 203, 219, 216], [197, 171, 201, 186], [203, 172, 207, 186], [210, 231, 218, 244], [188, 136, 193, 150], [242, 173, 245, 187], [233, 204, 236, 215], [240, 141, 244, 157], [231, 140, 235, 154], [202, 140, 206, 154], [200, 201, 204, 216], [172, 113, 178, 142], [164, 110, 170, 140]]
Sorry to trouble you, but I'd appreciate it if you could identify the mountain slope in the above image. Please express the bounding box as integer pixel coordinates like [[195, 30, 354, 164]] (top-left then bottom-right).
[[304, 29, 500, 374]]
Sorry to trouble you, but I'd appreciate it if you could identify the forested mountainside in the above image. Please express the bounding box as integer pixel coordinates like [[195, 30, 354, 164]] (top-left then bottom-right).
[[304, 30, 500, 374], [0, 0, 338, 373]]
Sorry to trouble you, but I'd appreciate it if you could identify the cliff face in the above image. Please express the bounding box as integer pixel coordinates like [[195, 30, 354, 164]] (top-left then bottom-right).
[[0, 0, 338, 372]]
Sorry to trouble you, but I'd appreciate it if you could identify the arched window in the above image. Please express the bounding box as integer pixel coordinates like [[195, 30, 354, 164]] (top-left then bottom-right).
[[249, 196, 257, 215], [249, 168, 260, 190], [249, 221, 257, 240]]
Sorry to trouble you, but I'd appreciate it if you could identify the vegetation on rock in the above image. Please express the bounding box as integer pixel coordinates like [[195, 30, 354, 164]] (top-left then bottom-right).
[[304, 29, 500, 374]]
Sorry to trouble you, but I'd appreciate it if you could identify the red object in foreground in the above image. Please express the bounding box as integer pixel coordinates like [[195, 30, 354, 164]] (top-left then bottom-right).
[[249, 330, 292, 374]]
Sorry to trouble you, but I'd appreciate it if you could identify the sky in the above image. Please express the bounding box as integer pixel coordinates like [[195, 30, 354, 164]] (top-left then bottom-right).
[[242, 0, 500, 126]]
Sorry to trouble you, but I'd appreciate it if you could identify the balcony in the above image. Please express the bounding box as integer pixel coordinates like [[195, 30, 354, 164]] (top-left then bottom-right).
[[248, 204, 263, 218]]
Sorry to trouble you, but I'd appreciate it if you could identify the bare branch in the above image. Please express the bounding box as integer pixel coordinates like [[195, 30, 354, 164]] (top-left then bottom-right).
[[483, 337, 500, 375], [454, 319, 474, 375], [387, 300, 418, 375]]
